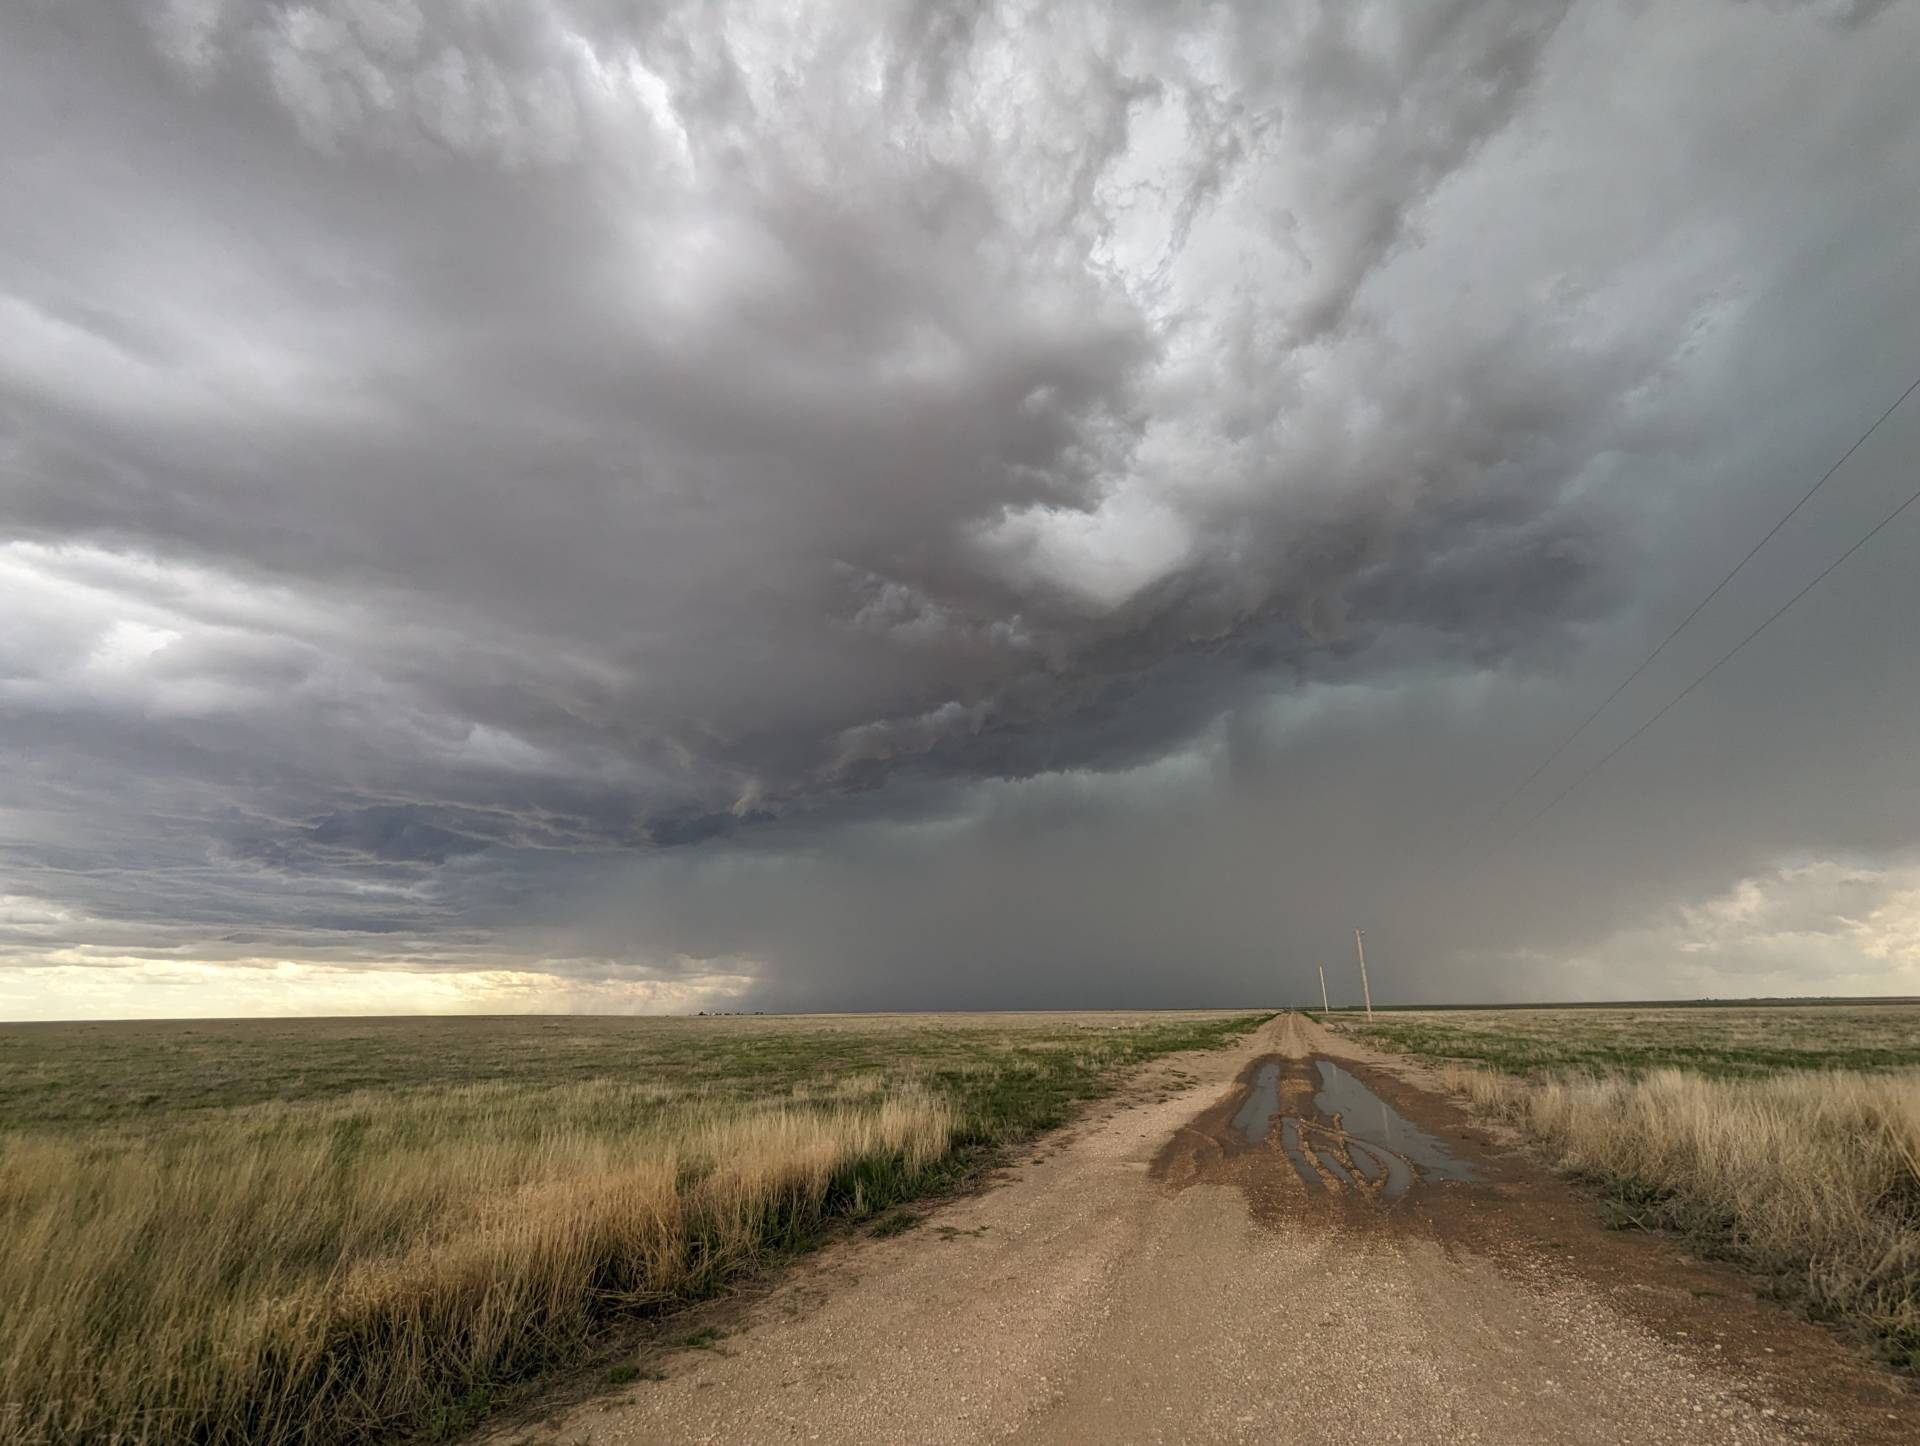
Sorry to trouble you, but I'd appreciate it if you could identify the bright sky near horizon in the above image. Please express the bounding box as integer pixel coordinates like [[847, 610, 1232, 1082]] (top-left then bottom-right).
[[3, 0, 1919, 1019]]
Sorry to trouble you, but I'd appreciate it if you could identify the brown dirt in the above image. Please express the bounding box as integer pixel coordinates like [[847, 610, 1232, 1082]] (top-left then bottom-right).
[[501, 1013, 1918, 1445]]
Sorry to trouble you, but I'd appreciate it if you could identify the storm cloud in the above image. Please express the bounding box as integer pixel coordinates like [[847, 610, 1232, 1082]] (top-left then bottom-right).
[[3, 0, 1918, 1017]]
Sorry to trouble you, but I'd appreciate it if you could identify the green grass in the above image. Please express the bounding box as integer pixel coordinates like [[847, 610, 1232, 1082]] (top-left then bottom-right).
[[868, 1208, 924, 1237], [1331, 1003, 1920, 1078], [0, 1010, 1265, 1134]]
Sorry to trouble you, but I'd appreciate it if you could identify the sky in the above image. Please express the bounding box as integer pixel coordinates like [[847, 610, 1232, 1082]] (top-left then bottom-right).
[[3, 0, 1919, 1019]]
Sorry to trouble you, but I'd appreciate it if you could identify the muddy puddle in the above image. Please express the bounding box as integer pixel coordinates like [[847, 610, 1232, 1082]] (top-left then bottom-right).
[[1228, 1061, 1283, 1144], [1154, 1052, 1478, 1213], [1309, 1059, 1477, 1192]]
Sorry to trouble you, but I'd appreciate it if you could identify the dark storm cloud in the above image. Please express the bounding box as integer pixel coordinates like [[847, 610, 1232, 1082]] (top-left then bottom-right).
[[2, 0, 1918, 1011]]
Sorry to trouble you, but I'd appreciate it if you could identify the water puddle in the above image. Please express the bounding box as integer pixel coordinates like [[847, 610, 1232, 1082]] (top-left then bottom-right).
[[1157, 1052, 1479, 1207], [1310, 1060, 1478, 1190], [1278, 1117, 1323, 1190], [1159, 1052, 1474, 1198], [1290, 1052, 1482, 1198], [1152, 1029, 1482, 1221], [1229, 1061, 1282, 1144]]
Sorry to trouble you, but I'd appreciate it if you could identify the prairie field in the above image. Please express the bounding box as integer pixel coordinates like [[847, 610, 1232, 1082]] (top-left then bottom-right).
[[0, 1010, 1266, 1445], [1335, 1004, 1920, 1370], [1342, 1002, 1920, 1077]]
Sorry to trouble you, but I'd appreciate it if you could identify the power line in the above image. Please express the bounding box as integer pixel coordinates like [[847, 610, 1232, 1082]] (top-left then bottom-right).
[[1474, 374, 1920, 831], [1504, 466, 1920, 847]]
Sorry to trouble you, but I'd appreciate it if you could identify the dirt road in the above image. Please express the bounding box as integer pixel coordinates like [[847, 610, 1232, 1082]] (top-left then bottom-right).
[[526, 1013, 1916, 1444]]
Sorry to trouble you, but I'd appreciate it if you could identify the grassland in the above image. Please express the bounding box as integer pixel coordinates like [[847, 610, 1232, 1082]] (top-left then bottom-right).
[[1331, 1005, 1920, 1371], [1338, 1003, 1920, 1078], [0, 1010, 1268, 1446]]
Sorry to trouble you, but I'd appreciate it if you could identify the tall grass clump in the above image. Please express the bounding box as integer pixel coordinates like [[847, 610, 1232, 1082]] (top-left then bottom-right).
[[1439, 1064, 1920, 1369], [0, 1082, 955, 1444]]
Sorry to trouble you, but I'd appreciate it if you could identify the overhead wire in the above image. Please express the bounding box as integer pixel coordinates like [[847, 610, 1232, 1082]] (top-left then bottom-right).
[[1472, 375, 1920, 832], [1502, 452, 1920, 848]]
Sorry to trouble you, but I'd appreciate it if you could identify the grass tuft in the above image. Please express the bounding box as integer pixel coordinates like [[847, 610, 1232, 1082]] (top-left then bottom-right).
[[868, 1209, 923, 1238]]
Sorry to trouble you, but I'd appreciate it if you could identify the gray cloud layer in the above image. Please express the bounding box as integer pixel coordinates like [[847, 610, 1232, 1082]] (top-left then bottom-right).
[[2, 0, 1918, 1015]]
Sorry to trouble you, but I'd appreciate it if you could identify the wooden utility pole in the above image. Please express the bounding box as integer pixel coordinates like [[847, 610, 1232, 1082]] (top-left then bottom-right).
[[1317, 965, 1329, 1015], [1354, 928, 1373, 1022]]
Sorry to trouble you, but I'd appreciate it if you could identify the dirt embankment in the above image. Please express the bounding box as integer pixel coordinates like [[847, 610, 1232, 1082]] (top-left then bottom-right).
[[511, 1013, 1917, 1445]]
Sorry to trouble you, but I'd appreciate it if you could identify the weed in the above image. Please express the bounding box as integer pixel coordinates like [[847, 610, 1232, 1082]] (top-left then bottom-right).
[[869, 1209, 923, 1238], [426, 1386, 497, 1441]]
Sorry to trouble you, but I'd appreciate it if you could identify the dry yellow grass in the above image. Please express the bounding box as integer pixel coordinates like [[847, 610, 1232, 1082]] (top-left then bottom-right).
[[1438, 1062, 1920, 1368], [1, 1081, 954, 1444], [0, 1011, 1265, 1444]]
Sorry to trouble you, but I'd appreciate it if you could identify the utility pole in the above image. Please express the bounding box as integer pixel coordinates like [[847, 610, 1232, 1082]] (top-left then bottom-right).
[[1354, 928, 1373, 1023], [1317, 965, 1329, 1015]]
